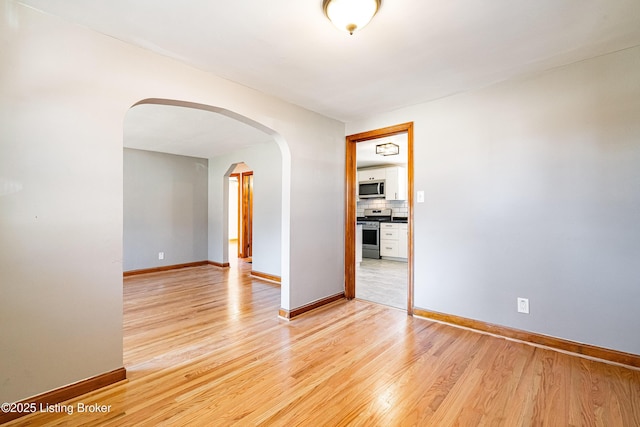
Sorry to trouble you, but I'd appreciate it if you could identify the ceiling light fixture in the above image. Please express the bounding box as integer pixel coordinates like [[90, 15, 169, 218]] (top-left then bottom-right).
[[376, 142, 399, 156], [323, 0, 381, 35]]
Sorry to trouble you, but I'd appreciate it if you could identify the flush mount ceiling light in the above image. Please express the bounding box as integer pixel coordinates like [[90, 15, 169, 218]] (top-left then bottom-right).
[[376, 142, 399, 156], [323, 0, 381, 35]]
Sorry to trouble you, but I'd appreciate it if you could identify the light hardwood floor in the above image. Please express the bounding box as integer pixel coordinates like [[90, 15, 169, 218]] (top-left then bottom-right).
[[7, 262, 640, 426]]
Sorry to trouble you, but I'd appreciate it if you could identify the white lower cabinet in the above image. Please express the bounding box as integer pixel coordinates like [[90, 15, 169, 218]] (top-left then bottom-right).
[[398, 223, 408, 259], [380, 222, 407, 260]]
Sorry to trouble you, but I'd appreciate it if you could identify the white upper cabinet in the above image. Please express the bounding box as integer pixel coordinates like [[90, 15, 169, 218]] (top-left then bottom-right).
[[358, 168, 386, 182], [385, 166, 406, 201]]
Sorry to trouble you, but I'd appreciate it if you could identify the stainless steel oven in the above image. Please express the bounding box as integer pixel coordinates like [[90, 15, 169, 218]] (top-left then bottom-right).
[[359, 221, 380, 259], [356, 208, 392, 259]]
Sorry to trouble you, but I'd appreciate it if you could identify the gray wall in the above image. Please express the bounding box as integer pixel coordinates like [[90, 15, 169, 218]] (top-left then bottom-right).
[[123, 148, 208, 271], [347, 46, 640, 355], [1, 3, 344, 403], [208, 141, 282, 277]]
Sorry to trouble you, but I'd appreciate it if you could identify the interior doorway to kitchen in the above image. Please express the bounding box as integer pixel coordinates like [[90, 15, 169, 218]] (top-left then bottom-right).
[[356, 135, 409, 310], [345, 123, 414, 314]]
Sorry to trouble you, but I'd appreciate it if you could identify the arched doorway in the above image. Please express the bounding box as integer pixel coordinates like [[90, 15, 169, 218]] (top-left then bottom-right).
[[123, 98, 291, 311], [226, 163, 253, 262]]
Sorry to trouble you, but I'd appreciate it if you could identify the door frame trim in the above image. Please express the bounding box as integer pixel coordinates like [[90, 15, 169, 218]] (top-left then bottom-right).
[[241, 171, 254, 259], [230, 173, 241, 258], [345, 122, 414, 315]]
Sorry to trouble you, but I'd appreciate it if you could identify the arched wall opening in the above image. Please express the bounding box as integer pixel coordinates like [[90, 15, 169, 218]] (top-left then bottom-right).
[[223, 162, 252, 263], [226, 163, 252, 261], [124, 98, 291, 311]]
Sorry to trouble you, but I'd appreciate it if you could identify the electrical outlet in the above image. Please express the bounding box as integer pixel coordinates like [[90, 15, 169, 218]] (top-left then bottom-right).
[[517, 297, 529, 314], [158, 252, 165, 260]]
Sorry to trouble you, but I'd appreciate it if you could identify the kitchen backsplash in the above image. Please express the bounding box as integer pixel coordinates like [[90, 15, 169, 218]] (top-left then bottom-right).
[[357, 199, 408, 218]]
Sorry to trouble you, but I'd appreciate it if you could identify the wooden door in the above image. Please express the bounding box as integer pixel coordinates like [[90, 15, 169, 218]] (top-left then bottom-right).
[[241, 172, 253, 259]]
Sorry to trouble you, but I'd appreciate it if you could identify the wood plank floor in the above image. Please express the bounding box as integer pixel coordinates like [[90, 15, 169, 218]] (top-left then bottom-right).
[[7, 262, 640, 426]]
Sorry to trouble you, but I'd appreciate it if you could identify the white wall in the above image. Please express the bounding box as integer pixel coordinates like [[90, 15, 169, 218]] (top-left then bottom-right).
[[229, 176, 239, 240], [0, 2, 344, 402], [347, 46, 640, 355], [123, 148, 208, 271], [208, 142, 283, 277]]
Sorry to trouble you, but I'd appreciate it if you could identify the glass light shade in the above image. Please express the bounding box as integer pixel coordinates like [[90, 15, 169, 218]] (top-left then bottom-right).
[[323, 0, 381, 35], [376, 142, 399, 156]]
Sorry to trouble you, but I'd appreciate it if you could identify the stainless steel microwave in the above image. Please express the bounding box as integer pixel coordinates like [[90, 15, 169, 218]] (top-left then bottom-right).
[[359, 180, 385, 198]]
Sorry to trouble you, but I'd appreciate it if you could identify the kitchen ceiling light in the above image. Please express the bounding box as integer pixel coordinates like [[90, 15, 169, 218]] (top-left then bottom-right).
[[323, 0, 381, 35], [376, 142, 399, 156]]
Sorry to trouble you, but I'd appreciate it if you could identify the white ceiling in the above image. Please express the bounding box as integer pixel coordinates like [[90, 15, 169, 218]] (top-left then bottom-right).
[[356, 133, 407, 169], [19, 0, 640, 157]]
